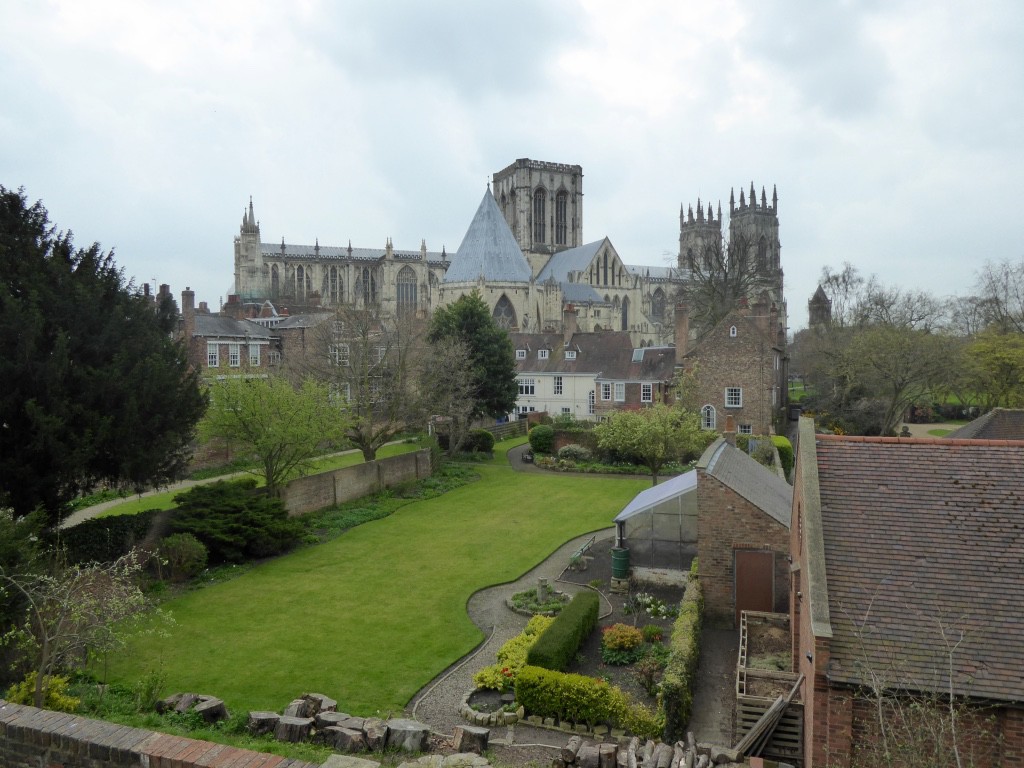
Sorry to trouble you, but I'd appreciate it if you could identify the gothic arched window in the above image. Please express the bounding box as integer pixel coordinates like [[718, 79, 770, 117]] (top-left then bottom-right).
[[651, 288, 665, 323], [621, 296, 630, 331], [296, 265, 306, 299], [396, 266, 417, 315], [555, 190, 568, 245], [356, 267, 376, 305], [492, 295, 517, 329], [328, 266, 341, 304], [533, 188, 546, 244], [758, 236, 768, 270], [270, 265, 280, 298], [701, 405, 716, 430]]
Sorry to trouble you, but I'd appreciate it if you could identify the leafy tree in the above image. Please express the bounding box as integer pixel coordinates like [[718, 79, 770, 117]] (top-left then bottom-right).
[[201, 375, 347, 495], [594, 405, 706, 485], [417, 336, 478, 456], [0, 186, 206, 524], [302, 306, 422, 461], [170, 478, 303, 563], [959, 329, 1024, 409], [0, 552, 153, 707], [428, 291, 518, 419]]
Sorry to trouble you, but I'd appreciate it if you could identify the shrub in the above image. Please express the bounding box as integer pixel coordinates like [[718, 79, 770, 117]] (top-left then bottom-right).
[[468, 428, 495, 454], [170, 479, 303, 564], [660, 577, 704, 742], [6, 673, 80, 713], [515, 665, 663, 738], [474, 615, 554, 691], [511, 587, 569, 615], [601, 623, 645, 665], [750, 441, 775, 468], [52, 508, 162, 565], [527, 590, 599, 671], [157, 533, 207, 582], [528, 424, 555, 454], [642, 624, 664, 643], [557, 444, 592, 462], [772, 435, 794, 476]]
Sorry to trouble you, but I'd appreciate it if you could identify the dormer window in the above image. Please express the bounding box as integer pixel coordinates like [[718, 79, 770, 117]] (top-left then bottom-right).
[[538, 349, 549, 360], [729, 326, 738, 338], [516, 349, 526, 360], [565, 350, 577, 360]]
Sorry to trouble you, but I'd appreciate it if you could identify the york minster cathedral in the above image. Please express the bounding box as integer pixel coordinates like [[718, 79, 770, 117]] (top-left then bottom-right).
[[232, 158, 786, 347]]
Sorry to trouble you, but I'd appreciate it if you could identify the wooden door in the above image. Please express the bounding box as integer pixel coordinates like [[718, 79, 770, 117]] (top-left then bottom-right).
[[735, 549, 774, 627]]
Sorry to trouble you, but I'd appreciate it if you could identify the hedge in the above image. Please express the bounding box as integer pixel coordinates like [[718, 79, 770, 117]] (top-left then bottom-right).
[[771, 435, 794, 477], [660, 575, 704, 742], [526, 589, 599, 671], [528, 424, 555, 454], [515, 665, 662, 738], [53, 508, 164, 564]]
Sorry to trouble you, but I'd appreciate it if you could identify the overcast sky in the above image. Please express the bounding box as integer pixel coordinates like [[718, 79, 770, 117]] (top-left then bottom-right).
[[3, 0, 1022, 330]]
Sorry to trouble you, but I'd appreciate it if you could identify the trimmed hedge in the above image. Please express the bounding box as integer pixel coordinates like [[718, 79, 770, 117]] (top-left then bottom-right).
[[661, 576, 704, 742], [528, 424, 555, 454], [516, 665, 662, 738], [772, 435, 794, 477], [526, 589, 599, 671], [53, 508, 163, 564], [468, 428, 495, 454]]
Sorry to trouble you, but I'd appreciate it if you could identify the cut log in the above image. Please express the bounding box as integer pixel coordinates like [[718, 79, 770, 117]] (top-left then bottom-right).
[[643, 740, 656, 765], [323, 726, 367, 753], [316, 711, 352, 729], [384, 718, 430, 753], [453, 724, 490, 754], [194, 697, 228, 723], [626, 737, 639, 768], [302, 693, 337, 715], [274, 715, 313, 742], [363, 717, 389, 750], [654, 743, 673, 768], [598, 743, 617, 768], [174, 693, 200, 714], [577, 745, 600, 768], [562, 735, 584, 762], [670, 744, 684, 768], [284, 698, 312, 718], [247, 711, 280, 735], [156, 693, 183, 714]]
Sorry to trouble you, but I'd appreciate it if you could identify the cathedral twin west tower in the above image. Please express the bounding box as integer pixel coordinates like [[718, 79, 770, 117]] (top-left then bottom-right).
[[233, 158, 786, 346]]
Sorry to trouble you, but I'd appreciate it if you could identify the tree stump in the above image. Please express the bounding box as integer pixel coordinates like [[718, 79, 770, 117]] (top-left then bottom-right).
[[323, 726, 367, 752], [274, 715, 313, 742], [316, 711, 352, 729], [302, 692, 337, 714], [284, 698, 312, 718], [655, 743, 673, 768], [598, 743, 617, 768], [156, 694, 184, 714], [562, 735, 583, 762], [174, 693, 200, 713], [453, 724, 490, 754], [363, 717, 389, 750], [578, 744, 600, 768], [248, 711, 280, 735], [384, 718, 430, 752], [194, 696, 228, 723]]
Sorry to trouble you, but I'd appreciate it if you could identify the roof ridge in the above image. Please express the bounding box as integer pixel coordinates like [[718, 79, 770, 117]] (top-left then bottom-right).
[[818, 434, 1024, 447]]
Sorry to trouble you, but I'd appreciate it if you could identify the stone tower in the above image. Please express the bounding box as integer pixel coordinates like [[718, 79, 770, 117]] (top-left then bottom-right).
[[492, 159, 583, 277], [678, 198, 723, 274], [233, 198, 263, 300], [808, 284, 833, 329], [728, 182, 783, 309]]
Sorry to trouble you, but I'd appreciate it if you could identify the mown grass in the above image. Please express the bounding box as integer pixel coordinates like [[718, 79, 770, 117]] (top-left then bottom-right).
[[95, 443, 421, 518], [104, 437, 645, 717]]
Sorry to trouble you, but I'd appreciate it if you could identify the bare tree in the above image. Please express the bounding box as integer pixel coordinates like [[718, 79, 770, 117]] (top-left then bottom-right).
[[417, 337, 477, 456], [975, 257, 1024, 334]]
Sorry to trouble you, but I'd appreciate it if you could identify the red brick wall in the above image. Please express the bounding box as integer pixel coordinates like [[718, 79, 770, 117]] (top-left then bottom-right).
[[0, 700, 318, 768], [696, 469, 789, 628]]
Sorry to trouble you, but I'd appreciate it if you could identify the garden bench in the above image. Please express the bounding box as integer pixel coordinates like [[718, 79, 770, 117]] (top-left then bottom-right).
[[522, 450, 534, 463], [568, 535, 596, 570]]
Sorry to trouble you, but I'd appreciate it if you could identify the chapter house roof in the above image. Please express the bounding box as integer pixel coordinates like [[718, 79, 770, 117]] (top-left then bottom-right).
[[444, 188, 532, 284], [813, 434, 1024, 703]]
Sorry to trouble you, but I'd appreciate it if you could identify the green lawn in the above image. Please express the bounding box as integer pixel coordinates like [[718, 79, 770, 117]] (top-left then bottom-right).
[[105, 440, 646, 716], [96, 443, 421, 518]]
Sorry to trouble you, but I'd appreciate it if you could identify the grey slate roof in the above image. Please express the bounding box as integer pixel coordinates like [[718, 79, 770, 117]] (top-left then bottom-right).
[[697, 438, 792, 527], [260, 243, 447, 263], [194, 316, 273, 339], [536, 240, 606, 283], [274, 313, 332, 329], [561, 282, 605, 303], [444, 189, 532, 284], [945, 408, 1024, 440], [510, 331, 634, 375], [596, 345, 678, 383]]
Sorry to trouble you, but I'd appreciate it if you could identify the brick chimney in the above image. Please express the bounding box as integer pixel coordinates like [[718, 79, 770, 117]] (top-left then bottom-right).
[[674, 303, 690, 356], [563, 303, 578, 347], [723, 414, 737, 446], [181, 287, 196, 342]]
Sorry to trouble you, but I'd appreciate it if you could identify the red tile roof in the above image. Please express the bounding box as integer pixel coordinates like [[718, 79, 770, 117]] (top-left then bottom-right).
[[814, 434, 1024, 702]]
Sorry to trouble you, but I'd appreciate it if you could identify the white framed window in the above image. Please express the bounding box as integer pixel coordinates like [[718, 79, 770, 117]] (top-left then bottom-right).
[[329, 343, 350, 366], [601, 383, 612, 401], [589, 390, 596, 414], [729, 325, 738, 338], [539, 349, 549, 360], [228, 343, 241, 368], [519, 378, 535, 395], [739, 424, 753, 434], [207, 343, 219, 368], [519, 405, 530, 414], [561, 407, 571, 414], [249, 344, 261, 366], [554, 376, 563, 395], [614, 382, 625, 402], [725, 387, 743, 408], [268, 350, 281, 366], [701, 404, 716, 430], [641, 383, 653, 403], [565, 350, 576, 360], [516, 349, 526, 360]]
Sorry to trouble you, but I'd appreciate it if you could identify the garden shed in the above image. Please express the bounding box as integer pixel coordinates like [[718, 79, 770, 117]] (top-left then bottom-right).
[[613, 471, 697, 584]]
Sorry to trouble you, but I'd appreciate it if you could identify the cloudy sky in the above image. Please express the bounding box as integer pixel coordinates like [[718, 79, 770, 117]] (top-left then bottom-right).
[[2, 0, 1022, 329]]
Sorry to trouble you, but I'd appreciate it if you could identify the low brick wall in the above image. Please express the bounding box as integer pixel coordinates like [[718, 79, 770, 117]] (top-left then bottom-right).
[[0, 699, 320, 768], [280, 449, 432, 517]]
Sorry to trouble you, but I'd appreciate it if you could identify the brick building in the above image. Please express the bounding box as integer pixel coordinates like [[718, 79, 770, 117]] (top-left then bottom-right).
[[174, 286, 276, 376], [790, 416, 1024, 767], [678, 303, 787, 436], [696, 437, 791, 628]]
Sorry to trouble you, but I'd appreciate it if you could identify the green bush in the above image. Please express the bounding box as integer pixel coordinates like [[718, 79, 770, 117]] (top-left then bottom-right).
[[600, 623, 645, 665], [170, 479, 302, 564], [157, 532, 208, 581], [53, 508, 162, 565], [772, 435, 794, 476], [474, 614, 554, 691], [660, 577, 704, 742], [515, 665, 662, 737], [6, 673, 80, 712], [528, 424, 555, 454], [468, 428, 495, 454], [557, 444, 592, 462], [642, 624, 664, 643], [526, 589, 599, 671]]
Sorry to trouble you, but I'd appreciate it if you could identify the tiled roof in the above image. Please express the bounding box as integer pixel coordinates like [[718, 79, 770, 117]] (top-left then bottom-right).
[[697, 438, 791, 526], [536, 240, 605, 283], [596, 345, 677, 382], [814, 435, 1024, 703], [510, 331, 633, 375], [194, 316, 273, 339], [444, 189, 532, 283], [260, 243, 447, 263], [946, 408, 1024, 440]]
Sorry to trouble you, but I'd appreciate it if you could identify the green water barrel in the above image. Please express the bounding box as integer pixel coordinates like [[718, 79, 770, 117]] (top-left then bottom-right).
[[611, 547, 630, 579]]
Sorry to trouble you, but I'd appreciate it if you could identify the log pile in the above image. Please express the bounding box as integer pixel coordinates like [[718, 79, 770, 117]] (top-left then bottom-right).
[[551, 732, 795, 768], [156, 693, 228, 723]]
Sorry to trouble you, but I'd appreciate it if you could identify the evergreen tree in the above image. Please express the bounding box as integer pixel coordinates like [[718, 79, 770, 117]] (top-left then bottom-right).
[[0, 186, 207, 524]]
